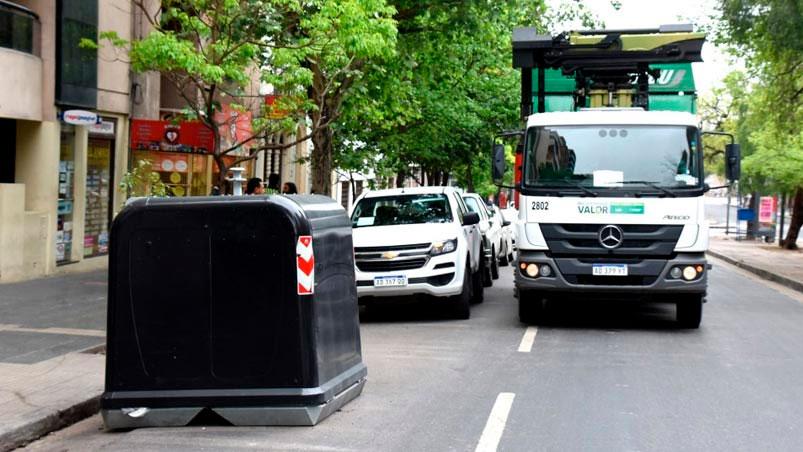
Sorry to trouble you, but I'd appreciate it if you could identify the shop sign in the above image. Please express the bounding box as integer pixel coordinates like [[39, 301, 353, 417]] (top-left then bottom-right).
[[89, 119, 115, 137], [759, 196, 775, 224], [264, 94, 289, 119], [62, 110, 100, 126], [130, 119, 215, 154], [215, 104, 253, 155]]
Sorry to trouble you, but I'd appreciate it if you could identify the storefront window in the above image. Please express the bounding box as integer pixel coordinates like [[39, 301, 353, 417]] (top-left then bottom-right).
[[84, 137, 112, 257], [190, 154, 209, 196], [57, 126, 75, 264], [133, 150, 207, 197]]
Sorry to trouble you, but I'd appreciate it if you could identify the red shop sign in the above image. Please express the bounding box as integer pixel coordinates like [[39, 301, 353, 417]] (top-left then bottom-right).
[[130, 119, 215, 154]]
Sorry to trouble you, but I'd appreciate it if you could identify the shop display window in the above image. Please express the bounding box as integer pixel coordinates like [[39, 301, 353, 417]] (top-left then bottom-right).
[[84, 138, 112, 258], [57, 127, 75, 264]]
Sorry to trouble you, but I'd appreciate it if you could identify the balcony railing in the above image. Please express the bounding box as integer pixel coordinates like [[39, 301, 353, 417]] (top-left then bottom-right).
[[0, 1, 40, 56]]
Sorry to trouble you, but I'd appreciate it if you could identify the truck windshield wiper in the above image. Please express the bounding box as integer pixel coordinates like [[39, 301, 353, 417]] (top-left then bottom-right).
[[618, 181, 677, 197], [554, 179, 598, 197]]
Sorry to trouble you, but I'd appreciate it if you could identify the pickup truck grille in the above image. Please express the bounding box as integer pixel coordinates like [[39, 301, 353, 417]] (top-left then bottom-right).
[[540, 224, 683, 258], [354, 243, 431, 273]]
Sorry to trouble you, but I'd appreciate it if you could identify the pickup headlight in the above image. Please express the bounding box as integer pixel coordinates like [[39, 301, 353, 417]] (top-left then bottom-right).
[[431, 239, 457, 256]]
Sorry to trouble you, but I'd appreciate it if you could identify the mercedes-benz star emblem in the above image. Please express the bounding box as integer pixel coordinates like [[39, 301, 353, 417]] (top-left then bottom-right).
[[598, 225, 623, 249]]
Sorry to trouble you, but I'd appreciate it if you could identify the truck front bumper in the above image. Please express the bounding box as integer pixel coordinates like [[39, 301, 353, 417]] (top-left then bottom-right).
[[515, 251, 708, 298]]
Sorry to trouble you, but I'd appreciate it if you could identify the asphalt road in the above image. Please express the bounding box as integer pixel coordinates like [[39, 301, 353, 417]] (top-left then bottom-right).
[[21, 260, 803, 451]]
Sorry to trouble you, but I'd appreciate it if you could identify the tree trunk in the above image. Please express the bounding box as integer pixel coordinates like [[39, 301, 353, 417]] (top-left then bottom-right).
[[310, 124, 333, 195], [782, 188, 803, 250], [395, 170, 406, 188], [215, 154, 228, 193], [465, 163, 474, 193]]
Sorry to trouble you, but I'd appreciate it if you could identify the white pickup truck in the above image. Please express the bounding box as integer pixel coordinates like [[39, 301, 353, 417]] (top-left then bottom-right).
[[350, 186, 484, 319]]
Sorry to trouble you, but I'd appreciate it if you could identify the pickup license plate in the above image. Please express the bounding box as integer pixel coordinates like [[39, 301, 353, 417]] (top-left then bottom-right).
[[592, 264, 628, 276], [374, 275, 408, 287]]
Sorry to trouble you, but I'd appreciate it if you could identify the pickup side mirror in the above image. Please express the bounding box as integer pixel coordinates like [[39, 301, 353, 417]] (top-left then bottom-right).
[[725, 143, 741, 181], [463, 211, 480, 226], [492, 143, 506, 182]]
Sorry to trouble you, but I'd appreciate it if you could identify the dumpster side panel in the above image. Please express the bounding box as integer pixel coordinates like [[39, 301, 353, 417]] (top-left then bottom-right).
[[290, 196, 365, 385]]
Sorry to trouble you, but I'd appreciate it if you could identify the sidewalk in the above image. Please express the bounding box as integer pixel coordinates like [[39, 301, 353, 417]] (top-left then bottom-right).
[[0, 270, 107, 451], [708, 236, 803, 293]]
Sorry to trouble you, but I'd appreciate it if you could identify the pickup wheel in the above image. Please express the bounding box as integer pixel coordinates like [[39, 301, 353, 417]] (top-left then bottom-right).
[[471, 261, 484, 304], [481, 248, 493, 288], [677, 294, 703, 329], [499, 243, 510, 267], [519, 290, 545, 325], [450, 265, 472, 319], [491, 246, 500, 280]]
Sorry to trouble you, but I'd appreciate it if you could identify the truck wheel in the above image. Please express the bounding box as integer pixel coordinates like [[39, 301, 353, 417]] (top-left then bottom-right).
[[676, 295, 703, 329], [519, 290, 545, 324], [491, 246, 500, 280], [471, 262, 484, 304], [450, 265, 472, 319]]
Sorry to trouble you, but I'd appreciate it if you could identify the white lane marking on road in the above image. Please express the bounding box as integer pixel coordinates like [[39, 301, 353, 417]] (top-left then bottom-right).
[[475, 392, 515, 452], [517, 326, 537, 352]]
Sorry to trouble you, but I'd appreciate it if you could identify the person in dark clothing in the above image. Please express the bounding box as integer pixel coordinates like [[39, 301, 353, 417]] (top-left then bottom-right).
[[267, 173, 281, 191], [246, 177, 264, 195], [282, 182, 298, 194]]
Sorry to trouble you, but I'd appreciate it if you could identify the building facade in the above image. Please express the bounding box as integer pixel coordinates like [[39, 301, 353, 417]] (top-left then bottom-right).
[[0, 0, 132, 282], [0, 0, 313, 283]]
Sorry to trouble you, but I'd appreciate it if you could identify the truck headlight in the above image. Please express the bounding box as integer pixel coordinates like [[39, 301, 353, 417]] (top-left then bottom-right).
[[431, 239, 457, 256]]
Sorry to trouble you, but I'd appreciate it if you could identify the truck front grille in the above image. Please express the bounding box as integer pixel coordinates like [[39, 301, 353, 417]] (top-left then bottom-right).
[[541, 224, 683, 258]]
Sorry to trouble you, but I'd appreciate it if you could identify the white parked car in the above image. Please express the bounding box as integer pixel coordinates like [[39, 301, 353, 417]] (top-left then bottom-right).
[[350, 187, 484, 319], [490, 204, 514, 266], [462, 193, 503, 286]]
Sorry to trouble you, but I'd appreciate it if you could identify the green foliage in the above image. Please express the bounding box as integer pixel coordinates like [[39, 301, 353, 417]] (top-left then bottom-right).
[[119, 160, 169, 198], [714, 0, 803, 191], [334, 1, 545, 192]]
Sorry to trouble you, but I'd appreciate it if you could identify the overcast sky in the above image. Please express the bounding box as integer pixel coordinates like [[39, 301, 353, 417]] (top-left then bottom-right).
[[545, 0, 741, 95]]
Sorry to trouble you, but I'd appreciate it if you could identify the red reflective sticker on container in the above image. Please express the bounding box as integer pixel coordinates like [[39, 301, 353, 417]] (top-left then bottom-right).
[[297, 235, 314, 295]]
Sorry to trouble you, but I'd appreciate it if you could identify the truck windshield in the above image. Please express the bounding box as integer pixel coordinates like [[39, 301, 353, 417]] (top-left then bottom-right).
[[351, 194, 453, 228], [523, 125, 702, 190]]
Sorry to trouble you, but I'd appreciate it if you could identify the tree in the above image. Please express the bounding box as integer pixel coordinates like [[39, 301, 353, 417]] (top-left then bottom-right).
[[122, 1, 303, 190], [267, 0, 397, 195], [716, 0, 803, 248]]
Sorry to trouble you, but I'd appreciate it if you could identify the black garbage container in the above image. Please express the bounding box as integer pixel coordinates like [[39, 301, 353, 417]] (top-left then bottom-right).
[[101, 195, 366, 428]]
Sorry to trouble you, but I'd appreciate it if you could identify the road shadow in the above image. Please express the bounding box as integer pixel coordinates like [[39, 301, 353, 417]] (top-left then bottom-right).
[[536, 298, 687, 331], [358, 296, 470, 323]]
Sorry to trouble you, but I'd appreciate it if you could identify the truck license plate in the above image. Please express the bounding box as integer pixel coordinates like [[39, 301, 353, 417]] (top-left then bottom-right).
[[592, 264, 628, 276], [374, 275, 408, 287]]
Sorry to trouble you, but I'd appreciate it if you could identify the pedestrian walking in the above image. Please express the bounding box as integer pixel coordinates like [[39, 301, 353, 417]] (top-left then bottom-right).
[[282, 182, 298, 194]]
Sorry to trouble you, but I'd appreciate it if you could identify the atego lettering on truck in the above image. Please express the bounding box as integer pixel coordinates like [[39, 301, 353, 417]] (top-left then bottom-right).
[[491, 24, 742, 328]]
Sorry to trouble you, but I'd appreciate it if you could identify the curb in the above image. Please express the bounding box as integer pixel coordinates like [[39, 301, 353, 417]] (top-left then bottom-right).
[[0, 395, 100, 452], [707, 249, 803, 294]]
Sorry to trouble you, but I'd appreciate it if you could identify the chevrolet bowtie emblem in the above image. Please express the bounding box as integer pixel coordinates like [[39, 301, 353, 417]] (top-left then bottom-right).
[[382, 251, 399, 259]]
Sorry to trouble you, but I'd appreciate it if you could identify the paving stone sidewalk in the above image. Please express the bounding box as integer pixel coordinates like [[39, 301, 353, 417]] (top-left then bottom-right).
[[0, 270, 107, 451], [708, 236, 803, 293]]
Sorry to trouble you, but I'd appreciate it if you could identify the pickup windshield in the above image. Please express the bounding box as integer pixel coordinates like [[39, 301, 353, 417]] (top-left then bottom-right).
[[351, 194, 453, 228], [522, 125, 702, 190]]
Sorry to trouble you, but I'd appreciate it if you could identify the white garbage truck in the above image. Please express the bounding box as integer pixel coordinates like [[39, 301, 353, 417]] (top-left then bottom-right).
[[492, 25, 741, 328]]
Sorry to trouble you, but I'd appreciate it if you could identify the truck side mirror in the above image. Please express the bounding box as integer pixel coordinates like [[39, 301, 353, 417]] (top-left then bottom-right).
[[492, 144, 506, 182], [725, 143, 741, 181]]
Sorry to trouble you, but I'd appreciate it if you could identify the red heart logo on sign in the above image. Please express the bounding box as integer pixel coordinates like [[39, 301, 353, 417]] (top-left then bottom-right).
[[300, 236, 311, 247]]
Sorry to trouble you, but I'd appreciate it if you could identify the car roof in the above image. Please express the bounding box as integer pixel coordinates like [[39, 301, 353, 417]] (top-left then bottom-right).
[[360, 186, 455, 199]]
